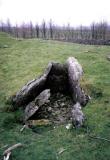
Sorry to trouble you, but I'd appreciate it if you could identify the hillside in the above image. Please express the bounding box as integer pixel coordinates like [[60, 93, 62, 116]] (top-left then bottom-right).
[[0, 32, 110, 160]]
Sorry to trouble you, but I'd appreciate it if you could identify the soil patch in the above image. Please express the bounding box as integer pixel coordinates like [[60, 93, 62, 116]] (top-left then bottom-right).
[[29, 92, 73, 124]]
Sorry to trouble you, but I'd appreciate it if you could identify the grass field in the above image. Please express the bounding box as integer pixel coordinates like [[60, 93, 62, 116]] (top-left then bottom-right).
[[0, 32, 110, 160]]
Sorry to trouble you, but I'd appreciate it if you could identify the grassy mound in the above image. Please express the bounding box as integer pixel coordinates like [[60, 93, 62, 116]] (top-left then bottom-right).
[[0, 32, 110, 160]]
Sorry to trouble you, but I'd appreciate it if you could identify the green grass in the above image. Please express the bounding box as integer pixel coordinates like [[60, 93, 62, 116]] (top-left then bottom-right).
[[0, 32, 110, 160]]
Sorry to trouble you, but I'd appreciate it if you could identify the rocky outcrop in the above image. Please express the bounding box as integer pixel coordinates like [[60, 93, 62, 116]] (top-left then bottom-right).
[[11, 57, 90, 127]]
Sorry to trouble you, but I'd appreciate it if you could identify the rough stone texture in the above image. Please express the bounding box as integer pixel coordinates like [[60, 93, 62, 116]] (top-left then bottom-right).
[[35, 89, 50, 106], [71, 102, 85, 127], [12, 62, 52, 107], [11, 57, 90, 127], [25, 89, 50, 121], [28, 92, 73, 124], [24, 102, 39, 121], [45, 62, 68, 93], [66, 57, 89, 106], [12, 57, 88, 107]]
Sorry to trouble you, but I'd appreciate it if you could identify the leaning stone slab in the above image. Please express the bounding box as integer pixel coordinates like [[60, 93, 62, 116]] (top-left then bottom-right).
[[12, 63, 52, 107]]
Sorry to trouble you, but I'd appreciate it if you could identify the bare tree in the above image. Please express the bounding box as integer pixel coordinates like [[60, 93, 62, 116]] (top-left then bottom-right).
[[35, 23, 39, 38], [91, 23, 95, 40], [21, 22, 26, 38], [79, 25, 83, 39], [0, 20, 3, 32], [42, 20, 46, 39], [29, 21, 34, 38], [14, 24, 19, 38], [101, 22, 107, 40], [49, 19, 53, 39], [0, 18, 110, 44], [6, 19, 12, 34]]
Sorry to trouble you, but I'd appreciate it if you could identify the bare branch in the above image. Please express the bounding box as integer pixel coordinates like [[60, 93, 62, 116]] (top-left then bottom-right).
[[3, 143, 23, 156]]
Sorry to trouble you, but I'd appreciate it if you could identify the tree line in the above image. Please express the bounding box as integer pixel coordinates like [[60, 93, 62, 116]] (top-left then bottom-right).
[[0, 19, 110, 44]]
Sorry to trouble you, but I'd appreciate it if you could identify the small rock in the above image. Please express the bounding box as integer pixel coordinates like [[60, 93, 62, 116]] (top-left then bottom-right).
[[3, 44, 8, 48], [48, 107, 52, 112], [25, 102, 39, 121], [28, 119, 51, 126], [71, 102, 85, 127], [52, 112, 56, 116], [55, 110, 61, 115], [66, 123, 72, 130], [107, 55, 110, 61], [60, 102, 65, 107], [54, 102, 59, 108], [35, 89, 50, 106]]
